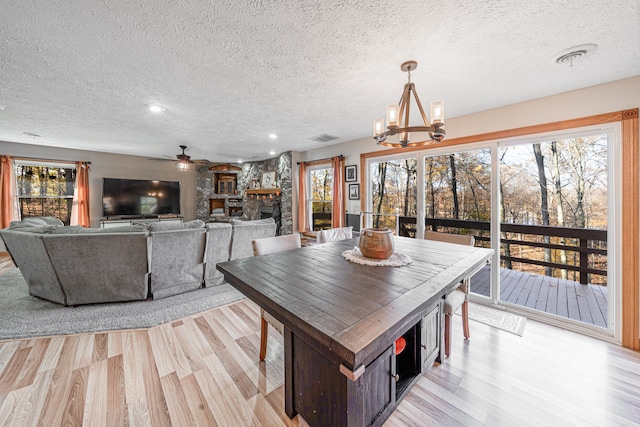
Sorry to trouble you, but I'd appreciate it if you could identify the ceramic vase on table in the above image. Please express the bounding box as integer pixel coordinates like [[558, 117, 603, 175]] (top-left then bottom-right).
[[359, 228, 394, 259]]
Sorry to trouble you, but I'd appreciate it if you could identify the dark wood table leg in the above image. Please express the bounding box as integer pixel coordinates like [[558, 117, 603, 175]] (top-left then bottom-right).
[[284, 327, 297, 418]]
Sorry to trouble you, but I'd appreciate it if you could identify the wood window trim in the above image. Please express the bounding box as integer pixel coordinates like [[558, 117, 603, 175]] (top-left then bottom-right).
[[360, 109, 640, 350]]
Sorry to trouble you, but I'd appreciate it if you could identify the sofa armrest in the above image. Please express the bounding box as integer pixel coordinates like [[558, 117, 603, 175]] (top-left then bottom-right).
[[0, 229, 67, 304]]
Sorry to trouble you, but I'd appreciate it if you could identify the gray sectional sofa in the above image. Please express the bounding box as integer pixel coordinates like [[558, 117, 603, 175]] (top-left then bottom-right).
[[0, 216, 276, 306]]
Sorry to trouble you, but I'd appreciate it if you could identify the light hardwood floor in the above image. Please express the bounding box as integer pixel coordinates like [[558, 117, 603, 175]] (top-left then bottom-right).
[[1, 254, 640, 426]]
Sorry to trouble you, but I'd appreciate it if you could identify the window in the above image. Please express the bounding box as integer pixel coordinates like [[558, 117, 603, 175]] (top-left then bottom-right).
[[369, 156, 417, 235], [308, 166, 333, 231], [16, 163, 76, 225]]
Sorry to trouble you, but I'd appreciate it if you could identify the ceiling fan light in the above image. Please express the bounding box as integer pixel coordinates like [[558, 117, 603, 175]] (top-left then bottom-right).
[[175, 145, 191, 171], [176, 160, 190, 172]]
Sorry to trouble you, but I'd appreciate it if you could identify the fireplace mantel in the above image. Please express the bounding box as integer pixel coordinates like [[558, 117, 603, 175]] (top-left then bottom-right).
[[245, 188, 281, 195]]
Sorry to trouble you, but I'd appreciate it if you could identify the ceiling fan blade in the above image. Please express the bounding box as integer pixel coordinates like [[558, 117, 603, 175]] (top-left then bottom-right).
[[147, 157, 176, 161]]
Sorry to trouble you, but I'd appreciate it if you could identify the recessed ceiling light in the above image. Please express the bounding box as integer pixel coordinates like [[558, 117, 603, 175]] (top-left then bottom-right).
[[147, 104, 165, 113], [269, 150, 276, 155], [269, 133, 277, 140], [237, 159, 243, 164]]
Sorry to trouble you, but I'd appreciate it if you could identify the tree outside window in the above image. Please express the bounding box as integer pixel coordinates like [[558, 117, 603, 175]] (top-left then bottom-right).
[[370, 158, 417, 232], [16, 164, 75, 225], [309, 167, 333, 231]]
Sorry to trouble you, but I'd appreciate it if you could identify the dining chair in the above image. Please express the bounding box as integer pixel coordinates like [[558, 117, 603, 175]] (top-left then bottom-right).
[[423, 230, 475, 357], [251, 233, 301, 360], [316, 226, 353, 244]]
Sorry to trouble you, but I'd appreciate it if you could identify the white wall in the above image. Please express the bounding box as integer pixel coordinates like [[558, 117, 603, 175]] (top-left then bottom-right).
[[0, 142, 196, 230]]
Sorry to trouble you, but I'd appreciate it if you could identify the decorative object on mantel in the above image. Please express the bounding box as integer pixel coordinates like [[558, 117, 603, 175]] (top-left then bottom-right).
[[245, 188, 281, 196], [373, 60, 446, 148], [342, 246, 412, 267], [359, 228, 395, 259], [176, 145, 193, 172]]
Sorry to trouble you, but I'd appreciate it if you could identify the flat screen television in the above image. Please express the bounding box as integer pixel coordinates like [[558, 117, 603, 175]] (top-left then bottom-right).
[[102, 178, 181, 218]]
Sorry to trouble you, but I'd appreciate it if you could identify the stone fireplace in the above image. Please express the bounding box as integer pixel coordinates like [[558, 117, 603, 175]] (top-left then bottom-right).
[[195, 152, 293, 236], [243, 190, 282, 235]]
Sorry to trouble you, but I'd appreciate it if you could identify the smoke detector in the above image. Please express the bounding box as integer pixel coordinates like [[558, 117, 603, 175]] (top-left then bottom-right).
[[554, 44, 597, 67]]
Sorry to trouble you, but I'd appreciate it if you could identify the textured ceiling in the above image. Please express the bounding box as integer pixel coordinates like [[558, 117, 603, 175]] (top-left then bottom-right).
[[1, 0, 639, 162]]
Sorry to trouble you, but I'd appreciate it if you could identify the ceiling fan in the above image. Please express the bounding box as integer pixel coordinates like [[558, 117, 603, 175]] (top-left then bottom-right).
[[148, 145, 195, 171]]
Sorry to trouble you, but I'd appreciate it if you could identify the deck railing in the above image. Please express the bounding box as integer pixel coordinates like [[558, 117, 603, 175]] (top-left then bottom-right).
[[397, 216, 607, 285], [311, 212, 332, 230]]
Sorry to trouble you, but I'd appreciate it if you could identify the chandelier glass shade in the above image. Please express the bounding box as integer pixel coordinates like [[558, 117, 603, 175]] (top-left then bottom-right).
[[176, 145, 192, 172], [373, 61, 445, 148]]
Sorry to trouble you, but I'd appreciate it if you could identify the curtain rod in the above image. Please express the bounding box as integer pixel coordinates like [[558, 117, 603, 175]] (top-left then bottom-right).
[[12, 156, 91, 165], [297, 154, 344, 165]]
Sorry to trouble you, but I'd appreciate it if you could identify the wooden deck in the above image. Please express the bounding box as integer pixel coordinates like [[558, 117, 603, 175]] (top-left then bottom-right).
[[470, 266, 608, 327]]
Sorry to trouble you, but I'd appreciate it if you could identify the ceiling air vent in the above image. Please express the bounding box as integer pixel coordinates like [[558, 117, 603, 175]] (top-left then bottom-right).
[[309, 133, 339, 143], [554, 43, 597, 67]]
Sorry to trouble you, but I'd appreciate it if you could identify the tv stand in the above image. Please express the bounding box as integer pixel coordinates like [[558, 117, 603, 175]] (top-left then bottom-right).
[[100, 217, 183, 228]]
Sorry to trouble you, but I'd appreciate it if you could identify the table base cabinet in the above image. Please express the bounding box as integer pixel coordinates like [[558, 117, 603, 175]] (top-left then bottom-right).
[[285, 300, 442, 427], [421, 302, 443, 371]]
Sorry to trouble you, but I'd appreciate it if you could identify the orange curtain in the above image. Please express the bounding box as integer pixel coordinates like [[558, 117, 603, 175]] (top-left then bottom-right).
[[71, 162, 90, 227], [331, 156, 345, 228], [0, 155, 20, 228], [297, 162, 309, 232]]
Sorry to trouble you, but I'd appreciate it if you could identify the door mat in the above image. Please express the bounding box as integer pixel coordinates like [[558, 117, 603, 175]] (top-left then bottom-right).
[[459, 302, 527, 336]]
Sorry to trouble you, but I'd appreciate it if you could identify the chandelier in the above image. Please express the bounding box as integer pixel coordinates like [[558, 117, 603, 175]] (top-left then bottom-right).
[[373, 61, 445, 148]]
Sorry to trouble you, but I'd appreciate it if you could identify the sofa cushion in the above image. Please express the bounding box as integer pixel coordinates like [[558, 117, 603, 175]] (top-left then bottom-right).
[[147, 219, 205, 232], [38, 217, 65, 226], [229, 218, 275, 226], [42, 232, 150, 305], [9, 217, 64, 230], [52, 225, 148, 234], [6, 225, 61, 234], [229, 217, 277, 260], [203, 223, 233, 287], [148, 228, 206, 299]]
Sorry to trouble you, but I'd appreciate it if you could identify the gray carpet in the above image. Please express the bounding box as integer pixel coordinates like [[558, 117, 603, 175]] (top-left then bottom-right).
[[0, 268, 245, 340]]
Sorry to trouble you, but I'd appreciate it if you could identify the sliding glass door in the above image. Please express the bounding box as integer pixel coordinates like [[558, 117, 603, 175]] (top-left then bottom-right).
[[497, 132, 611, 329], [364, 125, 617, 335]]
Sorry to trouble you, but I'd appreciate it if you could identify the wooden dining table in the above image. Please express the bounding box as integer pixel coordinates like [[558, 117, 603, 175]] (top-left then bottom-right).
[[217, 236, 493, 427]]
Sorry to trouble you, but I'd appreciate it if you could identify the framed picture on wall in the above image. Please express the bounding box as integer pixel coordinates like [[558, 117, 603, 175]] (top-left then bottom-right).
[[261, 171, 277, 189], [345, 165, 357, 182], [349, 183, 360, 200]]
